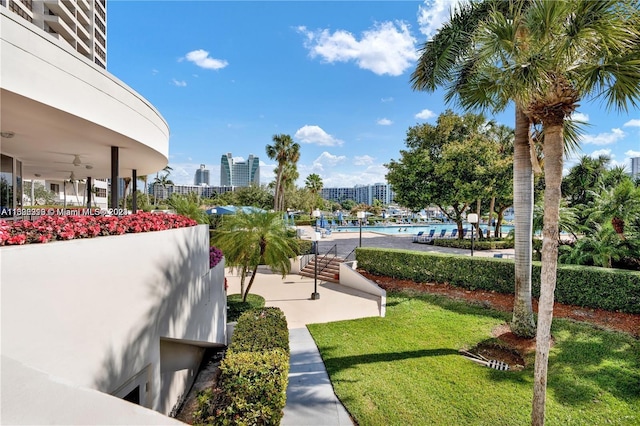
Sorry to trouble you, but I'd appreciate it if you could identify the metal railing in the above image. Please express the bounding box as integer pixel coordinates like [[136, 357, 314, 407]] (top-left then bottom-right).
[[344, 246, 358, 262], [316, 244, 338, 275]]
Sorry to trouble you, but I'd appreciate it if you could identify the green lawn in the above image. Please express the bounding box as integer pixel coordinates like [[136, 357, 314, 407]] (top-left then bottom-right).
[[307, 291, 639, 426]]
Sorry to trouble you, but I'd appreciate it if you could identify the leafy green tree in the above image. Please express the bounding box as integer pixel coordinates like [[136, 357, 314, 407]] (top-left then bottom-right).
[[386, 110, 500, 238], [340, 199, 356, 211], [233, 184, 274, 210], [22, 181, 56, 205], [266, 134, 300, 211], [212, 212, 297, 302], [589, 178, 640, 239], [562, 155, 610, 208], [153, 172, 173, 205]]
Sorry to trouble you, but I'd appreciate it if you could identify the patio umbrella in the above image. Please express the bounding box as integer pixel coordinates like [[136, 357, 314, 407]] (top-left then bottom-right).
[[337, 211, 343, 224]]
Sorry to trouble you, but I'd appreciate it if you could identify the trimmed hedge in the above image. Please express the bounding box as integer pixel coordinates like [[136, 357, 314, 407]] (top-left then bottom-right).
[[356, 248, 640, 314], [229, 307, 290, 353], [226, 293, 266, 322], [194, 307, 290, 426], [432, 238, 514, 250]]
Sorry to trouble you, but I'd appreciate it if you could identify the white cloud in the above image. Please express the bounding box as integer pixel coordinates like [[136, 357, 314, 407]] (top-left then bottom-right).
[[311, 152, 347, 172], [381, 97, 394, 102], [624, 119, 640, 127], [172, 79, 187, 87], [354, 155, 375, 166], [589, 149, 614, 159], [570, 112, 589, 122], [417, 0, 463, 38], [377, 118, 393, 126], [152, 69, 159, 75], [298, 21, 418, 76], [294, 125, 344, 146], [183, 49, 229, 70], [581, 128, 625, 145], [625, 150, 640, 157], [415, 109, 435, 120]]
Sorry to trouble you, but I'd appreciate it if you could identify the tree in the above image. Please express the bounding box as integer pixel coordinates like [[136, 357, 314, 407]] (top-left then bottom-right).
[[454, 1, 640, 423], [212, 212, 297, 302], [138, 174, 149, 206], [266, 134, 300, 211], [386, 110, 499, 238], [22, 181, 56, 205], [153, 173, 173, 205], [233, 184, 274, 210], [411, 0, 537, 338], [304, 173, 323, 210]]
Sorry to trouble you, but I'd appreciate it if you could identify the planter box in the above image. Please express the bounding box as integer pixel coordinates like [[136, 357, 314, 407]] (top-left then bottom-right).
[[1, 224, 226, 418]]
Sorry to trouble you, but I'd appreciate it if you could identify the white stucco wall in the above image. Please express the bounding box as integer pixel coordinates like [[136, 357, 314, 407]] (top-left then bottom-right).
[[0, 224, 227, 422], [339, 261, 386, 317]]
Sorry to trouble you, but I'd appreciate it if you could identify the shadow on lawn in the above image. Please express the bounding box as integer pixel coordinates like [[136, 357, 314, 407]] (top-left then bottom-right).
[[322, 348, 461, 374]]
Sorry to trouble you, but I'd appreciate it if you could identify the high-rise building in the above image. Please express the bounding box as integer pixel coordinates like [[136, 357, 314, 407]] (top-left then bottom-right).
[[2, 0, 108, 69], [194, 164, 210, 186], [220, 153, 260, 187], [321, 183, 394, 205], [631, 157, 640, 179]]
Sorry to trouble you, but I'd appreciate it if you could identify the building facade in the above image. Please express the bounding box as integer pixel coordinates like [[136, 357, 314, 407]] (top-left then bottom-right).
[[194, 164, 210, 186], [150, 183, 234, 201], [1, 0, 107, 68], [631, 157, 640, 179], [220, 153, 260, 187], [321, 183, 394, 206]]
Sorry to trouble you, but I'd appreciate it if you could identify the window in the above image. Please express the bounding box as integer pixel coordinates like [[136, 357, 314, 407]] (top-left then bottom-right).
[[1, 155, 14, 218], [50, 183, 60, 193]]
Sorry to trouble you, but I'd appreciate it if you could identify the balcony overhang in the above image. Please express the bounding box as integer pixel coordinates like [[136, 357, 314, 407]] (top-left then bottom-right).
[[0, 9, 169, 181]]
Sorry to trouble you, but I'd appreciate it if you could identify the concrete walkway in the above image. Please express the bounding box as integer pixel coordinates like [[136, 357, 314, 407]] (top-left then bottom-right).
[[224, 228, 515, 426]]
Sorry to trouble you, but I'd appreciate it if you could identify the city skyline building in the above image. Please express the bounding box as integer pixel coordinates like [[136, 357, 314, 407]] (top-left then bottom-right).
[[321, 182, 394, 206], [220, 153, 260, 187], [631, 157, 640, 179], [194, 163, 210, 186]]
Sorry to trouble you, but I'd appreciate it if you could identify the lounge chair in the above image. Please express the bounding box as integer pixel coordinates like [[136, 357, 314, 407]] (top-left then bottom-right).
[[447, 229, 458, 239], [412, 231, 426, 242], [416, 229, 435, 243]]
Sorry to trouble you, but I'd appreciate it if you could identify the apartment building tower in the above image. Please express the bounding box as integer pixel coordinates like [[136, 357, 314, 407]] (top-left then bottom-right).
[[194, 164, 210, 186], [631, 157, 640, 179], [2, 0, 108, 68], [220, 153, 260, 187]]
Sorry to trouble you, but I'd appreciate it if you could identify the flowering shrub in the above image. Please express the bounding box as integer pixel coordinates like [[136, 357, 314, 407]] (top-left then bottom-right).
[[0, 212, 198, 246], [210, 246, 224, 268]]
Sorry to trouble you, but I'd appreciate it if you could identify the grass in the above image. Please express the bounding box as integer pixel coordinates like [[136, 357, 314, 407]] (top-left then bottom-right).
[[226, 293, 265, 322], [307, 291, 639, 426]]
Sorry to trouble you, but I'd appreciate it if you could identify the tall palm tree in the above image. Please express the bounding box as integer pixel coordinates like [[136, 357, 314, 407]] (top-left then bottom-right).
[[138, 174, 149, 206], [411, 0, 537, 338], [304, 173, 323, 210], [454, 1, 640, 423], [266, 134, 300, 211], [153, 173, 173, 205], [212, 211, 297, 302]]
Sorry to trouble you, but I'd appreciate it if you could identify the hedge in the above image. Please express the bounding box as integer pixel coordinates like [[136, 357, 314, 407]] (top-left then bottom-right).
[[356, 248, 640, 314], [432, 238, 514, 250], [194, 307, 290, 425], [229, 307, 289, 353]]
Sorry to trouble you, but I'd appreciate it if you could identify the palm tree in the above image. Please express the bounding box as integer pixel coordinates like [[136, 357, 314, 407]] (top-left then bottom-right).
[[153, 173, 174, 205], [411, 0, 537, 338], [266, 134, 300, 211], [121, 177, 131, 209], [454, 1, 640, 423], [138, 174, 149, 206], [305, 173, 323, 210], [212, 211, 297, 302]]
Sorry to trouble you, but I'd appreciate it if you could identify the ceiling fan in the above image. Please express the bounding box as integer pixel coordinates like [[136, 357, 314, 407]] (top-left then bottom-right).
[[53, 154, 93, 170]]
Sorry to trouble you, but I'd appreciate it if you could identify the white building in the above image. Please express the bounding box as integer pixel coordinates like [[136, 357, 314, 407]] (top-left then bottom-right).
[[220, 153, 260, 187], [631, 157, 640, 179], [194, 163, 210, 186], [1, 2, 226, 423]]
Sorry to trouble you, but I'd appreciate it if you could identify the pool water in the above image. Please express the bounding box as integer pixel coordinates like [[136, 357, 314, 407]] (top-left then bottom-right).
[[332, 224, 514, 236]]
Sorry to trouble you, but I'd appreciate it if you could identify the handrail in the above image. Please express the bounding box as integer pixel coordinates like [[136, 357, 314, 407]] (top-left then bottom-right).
[[344, 246, 358, 262], [316, 244, 338, 275]]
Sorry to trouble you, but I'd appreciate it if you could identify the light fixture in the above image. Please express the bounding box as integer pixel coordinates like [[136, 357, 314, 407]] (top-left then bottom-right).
[[0, 131, 15, 139], [467, 213, 479, 256], [357, 211, 366, 247], [310, 231, 321, 300], [69, 171, 76, 181], [85, 164, 93, 170], [72, 155, 82, 166], [34, 173, 41, 178]]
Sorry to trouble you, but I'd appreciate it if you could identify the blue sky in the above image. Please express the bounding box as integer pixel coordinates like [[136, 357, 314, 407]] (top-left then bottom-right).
[[107, 0, 640, 188]]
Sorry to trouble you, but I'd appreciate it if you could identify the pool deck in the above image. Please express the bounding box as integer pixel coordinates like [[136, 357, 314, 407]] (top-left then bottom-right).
[[299, 226, 515, 259]]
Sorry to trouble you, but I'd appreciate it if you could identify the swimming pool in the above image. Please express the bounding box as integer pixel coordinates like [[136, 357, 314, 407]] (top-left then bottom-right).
[[332, 224, 514, 235]]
